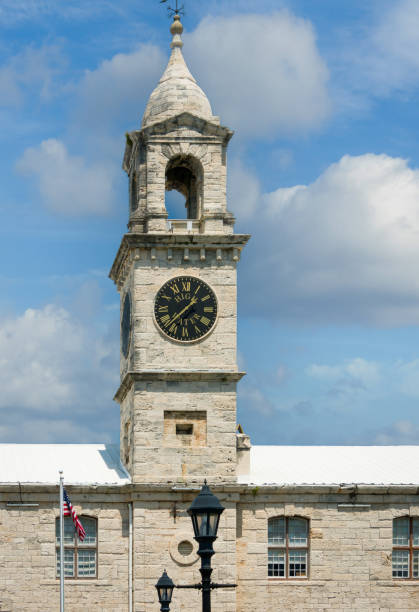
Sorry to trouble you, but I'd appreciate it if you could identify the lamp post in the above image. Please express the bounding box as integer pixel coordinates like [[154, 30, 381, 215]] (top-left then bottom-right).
[[156, 481, 236, 612]]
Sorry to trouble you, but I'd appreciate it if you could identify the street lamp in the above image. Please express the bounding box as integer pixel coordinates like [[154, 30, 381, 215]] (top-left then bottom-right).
[[187, 480, 225, 612], [188, 480, 224, 539], [155, 570, 175, 612], [156, 481, 236, 612]]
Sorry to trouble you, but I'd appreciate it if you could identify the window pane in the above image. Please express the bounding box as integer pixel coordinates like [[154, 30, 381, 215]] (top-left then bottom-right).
[[56, 517, 76, 546], [268, 549, 285, 577], [268, 517, 285, 545], [413, 519, 419, 547], [78, 549, 96, 577], [79, 517, 97, 546], [392, 550, 409, 578], [393, 518, 409, 546], [56, 548, 75, 577], [413, 551, 419, 578], [289, 549, 307, 578], [289, 518, 308, 547]]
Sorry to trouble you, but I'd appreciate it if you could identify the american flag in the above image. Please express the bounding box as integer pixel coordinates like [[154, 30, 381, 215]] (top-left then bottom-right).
[[62, 488, 86, 542]]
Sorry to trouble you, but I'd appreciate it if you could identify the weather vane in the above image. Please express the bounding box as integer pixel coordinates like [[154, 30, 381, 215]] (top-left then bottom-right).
[[160, 0, 185, 17]]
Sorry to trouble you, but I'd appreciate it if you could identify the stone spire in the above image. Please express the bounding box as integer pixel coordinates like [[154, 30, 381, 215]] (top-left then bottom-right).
[[142, 14, 214, 127]]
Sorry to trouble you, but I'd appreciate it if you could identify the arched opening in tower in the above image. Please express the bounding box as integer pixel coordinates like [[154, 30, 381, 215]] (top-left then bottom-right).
[[165, 155, 203, 219]]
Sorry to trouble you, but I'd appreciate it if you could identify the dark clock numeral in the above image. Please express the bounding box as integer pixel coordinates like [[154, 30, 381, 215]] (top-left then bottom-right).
[[154, 276, 217, 342]]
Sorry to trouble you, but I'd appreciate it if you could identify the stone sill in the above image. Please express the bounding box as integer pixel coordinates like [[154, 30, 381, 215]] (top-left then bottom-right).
[[268, 580, 326, 587], [375, 580, 419, 587]]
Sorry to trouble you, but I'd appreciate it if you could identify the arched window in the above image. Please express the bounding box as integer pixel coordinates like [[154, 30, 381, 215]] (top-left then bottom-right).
[[392, 517, 419, 579], [165, 155, 203, 219], [55, 516, 97, 578], [268, 516, 309, 579]]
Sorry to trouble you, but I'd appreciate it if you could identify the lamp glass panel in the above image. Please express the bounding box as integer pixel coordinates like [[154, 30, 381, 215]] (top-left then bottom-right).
[[209, 513, 219, 537], [158, 587, 169, 603], [190, 514, 199, 537], [197, 512, 208, 536]]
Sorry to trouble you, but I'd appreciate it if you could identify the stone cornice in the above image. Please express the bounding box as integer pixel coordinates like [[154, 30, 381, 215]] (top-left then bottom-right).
[[114, 370, 246, 403], [123, 113, 233, 172], [1, 482, 418, 499], [109, 233, 250, 284]]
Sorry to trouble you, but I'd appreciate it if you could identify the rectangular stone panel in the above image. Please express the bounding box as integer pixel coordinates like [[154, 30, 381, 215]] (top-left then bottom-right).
[[163, 410, 207, 447]]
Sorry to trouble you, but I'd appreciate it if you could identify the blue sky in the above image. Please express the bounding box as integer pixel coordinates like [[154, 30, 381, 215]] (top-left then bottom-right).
[[1, 0, 419, 445]]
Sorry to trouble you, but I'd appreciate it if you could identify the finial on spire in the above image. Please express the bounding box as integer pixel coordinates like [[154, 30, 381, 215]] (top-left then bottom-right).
[[160, 0, 185, 48], [170, 14, 183, 48]]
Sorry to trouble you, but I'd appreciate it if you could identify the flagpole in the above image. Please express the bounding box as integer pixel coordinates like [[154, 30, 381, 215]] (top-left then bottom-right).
[[59, 470, 64, 612]]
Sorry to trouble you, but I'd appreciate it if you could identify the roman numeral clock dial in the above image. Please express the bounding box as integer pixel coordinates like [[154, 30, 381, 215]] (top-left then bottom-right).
[[154, 276, 218, 342]]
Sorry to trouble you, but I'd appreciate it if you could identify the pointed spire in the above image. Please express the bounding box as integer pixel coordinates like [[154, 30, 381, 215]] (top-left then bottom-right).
[[141, 13, 214, 127], [159, 14, 195, 85]]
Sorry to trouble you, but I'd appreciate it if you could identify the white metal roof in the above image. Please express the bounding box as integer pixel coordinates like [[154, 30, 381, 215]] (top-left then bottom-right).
[[238, 445, 419, 486], [0, 444, 130, 486], [3, 443, 418, 487]]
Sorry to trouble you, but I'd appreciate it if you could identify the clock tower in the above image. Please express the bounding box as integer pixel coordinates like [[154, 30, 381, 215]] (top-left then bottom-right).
[[110, 15, 249, 484]]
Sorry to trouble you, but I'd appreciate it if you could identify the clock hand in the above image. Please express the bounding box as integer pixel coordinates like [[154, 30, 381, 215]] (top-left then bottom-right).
[[167, 297, 197, 326]]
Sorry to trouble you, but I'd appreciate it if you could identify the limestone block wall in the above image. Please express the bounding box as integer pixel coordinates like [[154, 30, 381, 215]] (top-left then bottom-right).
[[0, 494, 130, 612], [236, 491, 419, 611], [130, 379, 237, 483], [131, 249, 237, 371], [2, 486, 419, 611]]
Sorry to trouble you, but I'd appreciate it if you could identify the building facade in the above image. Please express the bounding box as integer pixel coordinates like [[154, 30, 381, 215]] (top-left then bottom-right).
[[1, 15, 419, 612]]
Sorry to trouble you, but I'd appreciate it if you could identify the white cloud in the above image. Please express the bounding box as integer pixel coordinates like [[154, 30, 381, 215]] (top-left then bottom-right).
[[334, 0, 419, 103], [184, 11, 330, 137], [235, 153, 419, 326], [76, 44, 166, 132], [0, 44, 65, 107], [0, 304, 118, 412], [367, 0, 419, 94], [0, 301, 119, 442], [16, 138, 115, 215]]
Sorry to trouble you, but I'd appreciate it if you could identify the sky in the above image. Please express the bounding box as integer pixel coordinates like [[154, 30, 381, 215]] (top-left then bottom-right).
[[1, 0, 419, 446]]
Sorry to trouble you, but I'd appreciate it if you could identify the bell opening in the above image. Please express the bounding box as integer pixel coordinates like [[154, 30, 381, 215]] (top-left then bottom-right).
[[165, 155, 203, 220]]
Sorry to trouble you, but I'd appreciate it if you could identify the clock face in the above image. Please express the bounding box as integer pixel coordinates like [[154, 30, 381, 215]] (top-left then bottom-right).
[[121, 292, 131, 358], [154, 276, 218, 342]]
